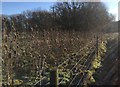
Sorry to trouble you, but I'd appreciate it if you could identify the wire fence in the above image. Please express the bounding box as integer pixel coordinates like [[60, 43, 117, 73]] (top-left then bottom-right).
[[34, 36, 99, 87]]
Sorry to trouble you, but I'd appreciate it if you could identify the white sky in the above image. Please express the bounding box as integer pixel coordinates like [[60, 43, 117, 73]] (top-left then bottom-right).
[[103, 1, 118, 21]]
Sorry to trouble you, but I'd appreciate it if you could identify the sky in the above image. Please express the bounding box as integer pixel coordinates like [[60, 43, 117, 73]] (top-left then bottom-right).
[[2, 2, 54, 15], [105, 1, 118, 21], [1, 1, 119, 21]]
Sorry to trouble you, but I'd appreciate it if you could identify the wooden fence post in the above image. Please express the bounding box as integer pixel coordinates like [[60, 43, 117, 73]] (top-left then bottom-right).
[[50, 69, 58, 87], [96, 35, 99, 57]]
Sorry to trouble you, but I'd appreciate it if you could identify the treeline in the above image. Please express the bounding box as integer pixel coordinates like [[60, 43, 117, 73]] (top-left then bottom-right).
[[2, 2, 114, 33], [105, 21, 118, 33]]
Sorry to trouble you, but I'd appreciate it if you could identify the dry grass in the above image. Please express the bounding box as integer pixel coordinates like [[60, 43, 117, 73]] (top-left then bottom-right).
[[2, 19, 97, 85]]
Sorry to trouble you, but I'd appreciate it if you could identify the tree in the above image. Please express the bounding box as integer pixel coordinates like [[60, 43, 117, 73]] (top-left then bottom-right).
[[52, 2, 114, 32]]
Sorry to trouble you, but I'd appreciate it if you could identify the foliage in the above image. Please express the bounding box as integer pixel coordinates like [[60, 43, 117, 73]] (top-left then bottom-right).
[[85, 38, 107, 85], [1, 1, 115, 86], [2, 2, 114, 33], [2, 18, 97, 85]]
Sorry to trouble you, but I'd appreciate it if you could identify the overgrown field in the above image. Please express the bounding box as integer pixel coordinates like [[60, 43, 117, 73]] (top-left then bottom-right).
[[2, 27, 94, 83], [2, 25, 118, 86], [1, 1, 118, 86]]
